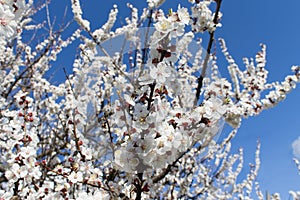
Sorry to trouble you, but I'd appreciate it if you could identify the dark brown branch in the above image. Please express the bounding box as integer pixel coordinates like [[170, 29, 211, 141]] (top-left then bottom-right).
[[104, 116, 114, 144], [154, 0, 224, 184], [152, 142, 198, 183], [135, 173, 144, 200], [195, 0, 223, 104], [147, 83, 156, 111]]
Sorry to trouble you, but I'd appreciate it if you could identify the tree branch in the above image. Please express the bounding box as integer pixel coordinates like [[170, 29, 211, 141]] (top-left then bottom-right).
[[194, 0, 223, 105], [153, 0, 224, 184]]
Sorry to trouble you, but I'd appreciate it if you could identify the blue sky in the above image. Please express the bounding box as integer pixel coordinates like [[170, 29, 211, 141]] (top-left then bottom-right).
[[44, 0, 300, 198], [219, 1, 300, 198]]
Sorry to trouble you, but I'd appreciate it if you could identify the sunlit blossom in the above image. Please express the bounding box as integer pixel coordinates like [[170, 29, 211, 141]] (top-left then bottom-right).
[[0, 3, 16, 38]]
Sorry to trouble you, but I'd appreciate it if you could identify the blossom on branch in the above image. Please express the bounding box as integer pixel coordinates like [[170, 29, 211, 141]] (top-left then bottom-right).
[[0, 3, 17, 38]]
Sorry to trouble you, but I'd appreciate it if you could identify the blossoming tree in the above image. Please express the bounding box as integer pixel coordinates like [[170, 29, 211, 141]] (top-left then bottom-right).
[[0, 0, 299, 199]]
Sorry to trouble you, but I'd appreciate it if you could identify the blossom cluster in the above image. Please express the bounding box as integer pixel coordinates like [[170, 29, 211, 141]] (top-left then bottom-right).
[[191, 0, 222, 32]]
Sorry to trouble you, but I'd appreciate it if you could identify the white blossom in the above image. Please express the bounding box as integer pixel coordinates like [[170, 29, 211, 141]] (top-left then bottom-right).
[[0, 3, 17, 38], [147, 0, 165, 8]]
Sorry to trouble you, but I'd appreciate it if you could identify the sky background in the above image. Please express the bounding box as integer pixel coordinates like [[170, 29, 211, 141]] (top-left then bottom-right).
[[42, 0, 300, 198]]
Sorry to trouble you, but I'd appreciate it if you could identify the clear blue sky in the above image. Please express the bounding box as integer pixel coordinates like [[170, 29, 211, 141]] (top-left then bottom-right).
[[219, 1, 300, 198], [44, 0, 300, 198]]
